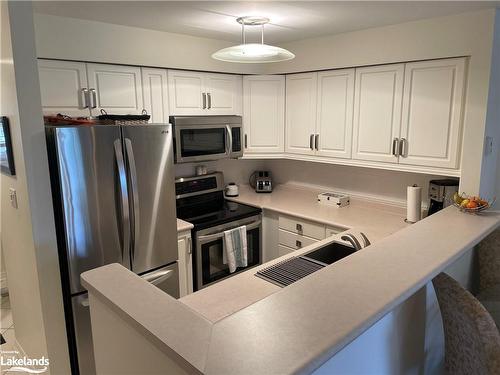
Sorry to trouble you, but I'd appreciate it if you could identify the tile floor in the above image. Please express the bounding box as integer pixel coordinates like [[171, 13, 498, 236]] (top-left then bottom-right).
[[1, 294, 19, 374]]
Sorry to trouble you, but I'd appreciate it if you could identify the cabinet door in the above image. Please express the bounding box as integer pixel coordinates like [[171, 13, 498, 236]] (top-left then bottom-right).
[[205, 73, 242, 115], [285, 73, 317, 155], [316, 69, 355, 159], [168, 70, 206, 115], [177, 233, 193, 297], [243, 75, 285, 154], [352, 64, 404, 163], [86, 63, 144, 115], [399, 58, 466, 169], [142, 68, 169, 123], [38, 59, 90, 116]]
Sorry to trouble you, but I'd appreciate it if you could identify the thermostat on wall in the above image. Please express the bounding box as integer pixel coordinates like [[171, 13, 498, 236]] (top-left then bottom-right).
[[317, 192, 350, 208]]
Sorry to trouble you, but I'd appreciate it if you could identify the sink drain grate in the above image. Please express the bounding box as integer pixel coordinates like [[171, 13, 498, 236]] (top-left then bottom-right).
[[255, 256, 325, 287]]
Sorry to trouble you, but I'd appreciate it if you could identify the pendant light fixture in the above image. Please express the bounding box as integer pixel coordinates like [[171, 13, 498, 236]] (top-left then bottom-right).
[[212, 16, 295, 63]]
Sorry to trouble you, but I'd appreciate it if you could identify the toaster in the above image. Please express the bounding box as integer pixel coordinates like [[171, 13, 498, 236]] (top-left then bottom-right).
[[253, 171, 273, 193]]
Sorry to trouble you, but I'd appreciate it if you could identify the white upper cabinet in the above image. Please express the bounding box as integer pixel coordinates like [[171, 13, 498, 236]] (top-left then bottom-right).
[[285, 73, 318, 156], [352, 64, 405, 163], [316, 69, 355, 159], [243, 75, 285, 154], [86, 63, 144, 116], [205, 74, 242, 115], [399, 58, 466, 169], [142, 68, 169, 123], [168, 70, 242, 115], [38, 59, 89, 117], [167, 70, 205, 115]]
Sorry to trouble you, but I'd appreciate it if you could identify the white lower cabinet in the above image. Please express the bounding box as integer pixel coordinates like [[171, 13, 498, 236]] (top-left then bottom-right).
[[177, 230, 193, 297]]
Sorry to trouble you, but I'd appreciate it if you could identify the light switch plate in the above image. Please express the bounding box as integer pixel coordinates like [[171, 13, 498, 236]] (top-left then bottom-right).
[[9, 188, 18, 209]]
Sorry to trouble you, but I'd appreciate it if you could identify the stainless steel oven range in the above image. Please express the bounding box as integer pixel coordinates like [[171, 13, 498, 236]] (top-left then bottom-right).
[[176, 172, 262, 291]]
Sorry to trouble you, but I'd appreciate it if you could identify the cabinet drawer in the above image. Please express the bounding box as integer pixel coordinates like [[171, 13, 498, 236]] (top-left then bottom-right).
[[278, 229, 318, 250], [326, 225, 347, 237], [279, 215, 326, 240], [278, 244, 295, 257]]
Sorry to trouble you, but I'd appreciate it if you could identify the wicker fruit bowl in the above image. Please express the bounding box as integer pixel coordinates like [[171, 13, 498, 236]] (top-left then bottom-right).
[[452, 193, 495, 214]]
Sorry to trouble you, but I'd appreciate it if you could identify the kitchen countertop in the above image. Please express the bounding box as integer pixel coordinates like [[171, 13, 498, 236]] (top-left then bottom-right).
[[82, 207, 500, 374], [180, 183, 410, 322], [177, 218, 193, 233], [226, 184, 410, 241]]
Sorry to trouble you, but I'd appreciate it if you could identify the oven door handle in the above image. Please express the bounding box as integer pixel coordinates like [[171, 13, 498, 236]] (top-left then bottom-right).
[[197, 220, 261, 243]]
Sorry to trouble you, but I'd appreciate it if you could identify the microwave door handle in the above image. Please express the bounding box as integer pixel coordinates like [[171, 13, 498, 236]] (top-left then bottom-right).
[[125, 138, 140, 267], [225, 125, 233, 156], [197, 220, 261, 243], [114, 140, 131, 268]]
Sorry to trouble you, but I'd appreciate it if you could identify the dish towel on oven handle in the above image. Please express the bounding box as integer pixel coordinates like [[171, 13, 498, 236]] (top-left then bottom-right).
[[223, 225, 248, 273]]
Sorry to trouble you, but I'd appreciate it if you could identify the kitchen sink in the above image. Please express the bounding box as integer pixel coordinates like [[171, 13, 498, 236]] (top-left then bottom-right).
[[300, 241, 356, 266], [255, 241, 356, 287]]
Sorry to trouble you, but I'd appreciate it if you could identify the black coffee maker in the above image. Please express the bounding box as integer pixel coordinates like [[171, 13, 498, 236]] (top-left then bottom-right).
[[428, 179, 459, 215]]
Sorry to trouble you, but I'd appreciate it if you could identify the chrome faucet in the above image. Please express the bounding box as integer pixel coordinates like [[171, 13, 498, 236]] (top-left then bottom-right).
[[341, 232, 371, 251]]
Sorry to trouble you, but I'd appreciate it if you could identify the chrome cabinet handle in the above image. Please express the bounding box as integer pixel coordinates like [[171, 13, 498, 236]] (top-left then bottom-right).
[[296, 240, 302, 248], [310, 134, 314, 150], [399, 138, 407, 157], [80, 297, 90, 307], [90, 88, 97, 109], [315, 134, 319, 151], [296, 223, 303, 232], [244, 134, 248, 149], [125, 139, 140, 265], [202, 93, 207, 109], [187, 237, 192, 255], [207, 93, 212, 109], [392, 138, 399, 157], [81, 88, 89, 109], [114, 140, 131, 267]]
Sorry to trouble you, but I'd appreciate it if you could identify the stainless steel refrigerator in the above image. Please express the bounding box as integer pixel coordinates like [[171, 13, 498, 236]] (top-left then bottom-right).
[[46, 124, 179, 375]]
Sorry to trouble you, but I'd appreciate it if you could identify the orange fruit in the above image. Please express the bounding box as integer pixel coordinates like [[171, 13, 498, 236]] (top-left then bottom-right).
[[466, 201, 478, 209]]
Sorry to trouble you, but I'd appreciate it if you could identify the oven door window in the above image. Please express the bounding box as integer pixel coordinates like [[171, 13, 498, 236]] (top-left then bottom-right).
[[180, 128, 226, 157], [200, 227, 260, 286]]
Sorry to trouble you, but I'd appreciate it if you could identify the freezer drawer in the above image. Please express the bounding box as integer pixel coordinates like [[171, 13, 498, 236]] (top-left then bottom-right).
[[142, 262, 180, 299]]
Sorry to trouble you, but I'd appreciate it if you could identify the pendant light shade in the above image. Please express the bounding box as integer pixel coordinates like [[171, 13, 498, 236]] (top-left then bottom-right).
[[212, 16, 295, 63]]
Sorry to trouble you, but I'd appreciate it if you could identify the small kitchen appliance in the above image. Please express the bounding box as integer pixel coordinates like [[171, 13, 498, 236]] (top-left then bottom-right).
[[317, 192, 350, 208], [225, 183, 239, 197], [169, 115, 243, 163], [428, 179, 459, 215], [250, 171, 273, 193]]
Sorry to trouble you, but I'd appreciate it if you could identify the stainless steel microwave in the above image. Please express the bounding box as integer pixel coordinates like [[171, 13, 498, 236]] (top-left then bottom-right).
[[169, 115, 243, 163]]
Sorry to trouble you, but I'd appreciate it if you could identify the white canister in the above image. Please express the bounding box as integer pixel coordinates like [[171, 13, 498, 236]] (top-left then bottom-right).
[[225, 183, 239, 197]]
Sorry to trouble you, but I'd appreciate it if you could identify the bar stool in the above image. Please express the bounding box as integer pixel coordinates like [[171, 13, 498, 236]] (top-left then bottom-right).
[[477, 228, 500, 328], [433, 272, 500, 375]]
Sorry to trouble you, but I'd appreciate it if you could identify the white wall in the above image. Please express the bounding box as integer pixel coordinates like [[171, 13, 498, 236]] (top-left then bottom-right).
[[0, 2, 70, 373], [262, 9, 497, 197], [33, 13, 266, 75]]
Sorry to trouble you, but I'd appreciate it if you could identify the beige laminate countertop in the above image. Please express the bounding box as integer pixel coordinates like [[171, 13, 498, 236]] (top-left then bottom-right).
[[227, 184, 410, 241], [82, 207, 500, 375], [177, 218, 194, 232], [180, 184, 411, 322]]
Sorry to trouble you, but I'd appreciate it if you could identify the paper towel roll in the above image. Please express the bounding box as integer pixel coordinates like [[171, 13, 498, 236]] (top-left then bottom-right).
[[406, 185, 422, 223]]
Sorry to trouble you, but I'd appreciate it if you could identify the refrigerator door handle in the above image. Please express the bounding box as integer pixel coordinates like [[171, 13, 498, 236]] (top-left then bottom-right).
[[142, 269, 174, 285], [114, 140, 131, 267], [124, 138, 140, 266]]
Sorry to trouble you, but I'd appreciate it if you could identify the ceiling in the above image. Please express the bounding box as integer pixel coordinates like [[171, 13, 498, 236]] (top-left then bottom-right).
[[33, 1, 500, 44]]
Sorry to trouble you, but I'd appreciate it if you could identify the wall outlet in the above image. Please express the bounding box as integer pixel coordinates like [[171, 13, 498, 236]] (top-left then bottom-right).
[[9, 188, 18, 209], [484, 136, 494, 156]]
